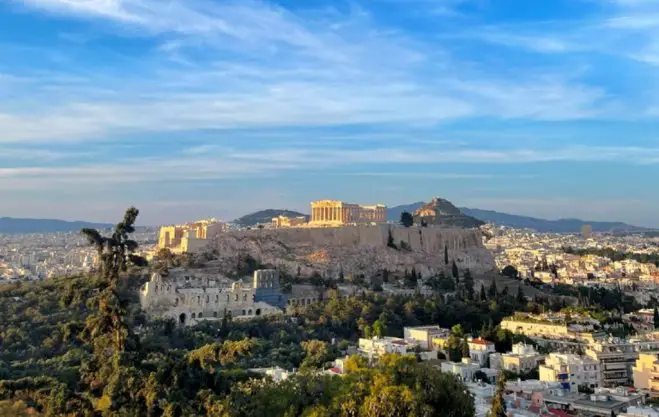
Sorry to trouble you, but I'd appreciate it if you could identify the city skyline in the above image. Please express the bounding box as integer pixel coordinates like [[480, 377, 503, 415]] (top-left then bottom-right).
[[1, 0, 659, 226]]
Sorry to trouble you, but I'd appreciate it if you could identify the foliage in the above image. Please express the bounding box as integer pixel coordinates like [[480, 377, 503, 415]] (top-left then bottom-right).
[[488, 370, 507, 417], [501, 265, 519, 279], [400, 212, 414, 228], [0, 209, 560, 417]]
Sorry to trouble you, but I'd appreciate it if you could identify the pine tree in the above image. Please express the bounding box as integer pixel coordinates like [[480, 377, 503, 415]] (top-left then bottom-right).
[[488, 370, 507, 417]]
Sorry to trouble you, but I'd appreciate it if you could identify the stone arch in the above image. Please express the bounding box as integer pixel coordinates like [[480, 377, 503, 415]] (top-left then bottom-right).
[[255, 308, 261, 316], [191, 312, 196, 319], [213, 311, 217, 317], [179, 313, 186, 325], [198, 312, 203, 318], [248, 309, 252, 315]]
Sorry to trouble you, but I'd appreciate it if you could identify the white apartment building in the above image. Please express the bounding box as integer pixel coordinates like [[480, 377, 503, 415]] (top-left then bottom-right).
[[403, 326, 450, 350], [489, 343, 544, 374], [468, 338, 496, 367], [441, 358, 481, 382], [358, 337, 418, 359], [539, 353, 600, 393]]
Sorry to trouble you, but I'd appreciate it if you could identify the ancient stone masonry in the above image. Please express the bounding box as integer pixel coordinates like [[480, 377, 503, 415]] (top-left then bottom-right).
[[139, 268, 285, 326], [310, 200, 386, 226], [197, 225, 496, 280]]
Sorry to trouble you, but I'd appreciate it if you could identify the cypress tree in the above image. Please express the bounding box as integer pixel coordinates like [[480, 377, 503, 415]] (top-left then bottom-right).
[[452, 260, 459, 280], [488, 280, 498, 298], [480, 284, 487, 301], [462, 338, 470, 359], [654, 307, 659, 329], [445, 245, 449, 265], [488, 370, 507, 417]]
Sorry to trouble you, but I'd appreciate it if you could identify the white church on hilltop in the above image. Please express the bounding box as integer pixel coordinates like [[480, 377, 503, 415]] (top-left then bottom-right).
[[139, 268, 286, 326]]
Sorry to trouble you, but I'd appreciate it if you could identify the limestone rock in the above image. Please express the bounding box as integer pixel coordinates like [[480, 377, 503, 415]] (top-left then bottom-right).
[[198, 225, 496, 279], [414, 197, 484, 228]]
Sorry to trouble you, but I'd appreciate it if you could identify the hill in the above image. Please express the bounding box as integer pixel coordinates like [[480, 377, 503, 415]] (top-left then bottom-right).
[[0, 217, 113, 234], [459, 208, 649, 233], [387, 202, 424, 222], [232, 209, 309, 227], [413, 197, 485, 228], [387, 203, 649, 233]]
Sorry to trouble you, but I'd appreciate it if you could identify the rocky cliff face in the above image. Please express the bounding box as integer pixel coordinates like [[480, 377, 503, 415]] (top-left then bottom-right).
[[414, 197, 485, 228], [198, 225, 495, 279]]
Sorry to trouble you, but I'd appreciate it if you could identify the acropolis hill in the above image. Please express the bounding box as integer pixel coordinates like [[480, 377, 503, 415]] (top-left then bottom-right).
[[156, 198, 496, 279], [202, 224, 496, 279]]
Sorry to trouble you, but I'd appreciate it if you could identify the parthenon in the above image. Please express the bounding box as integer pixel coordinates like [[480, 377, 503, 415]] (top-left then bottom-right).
[[310, 200, 386, 226]]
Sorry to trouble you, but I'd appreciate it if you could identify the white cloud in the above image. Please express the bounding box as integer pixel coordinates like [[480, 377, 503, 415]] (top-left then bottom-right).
[[0, 0, 617, 143]]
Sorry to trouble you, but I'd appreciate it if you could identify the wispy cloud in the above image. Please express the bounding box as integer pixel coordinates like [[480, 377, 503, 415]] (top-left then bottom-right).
[[0, 0, 617, 144]]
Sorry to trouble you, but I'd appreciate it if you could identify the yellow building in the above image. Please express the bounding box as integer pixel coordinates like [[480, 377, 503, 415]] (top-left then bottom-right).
[[158, 219, 227, 254], [310, 200, 386, 226], [271, 216, 307, 228], [633, 352, 659, 392]]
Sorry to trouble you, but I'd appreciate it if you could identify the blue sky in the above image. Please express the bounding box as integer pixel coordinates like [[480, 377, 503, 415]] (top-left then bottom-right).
[[0, 0, 658, 226]]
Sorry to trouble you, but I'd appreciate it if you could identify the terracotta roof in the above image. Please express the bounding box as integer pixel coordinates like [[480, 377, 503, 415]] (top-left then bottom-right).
[[390, 340, 408, 346], [548, 408, 573, 417], [470, 338, 493, 346], [329, 368, 342, 374]]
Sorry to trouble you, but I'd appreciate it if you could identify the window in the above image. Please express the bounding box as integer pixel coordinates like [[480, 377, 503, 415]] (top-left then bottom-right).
[[242, 309, 246, 315], [248, 309, 252, 315], [198, 312, 203, 318], [243, 294, 247, 301], [235, 294, 239, 301], [191, 313, 196, 319], [197, 296, 201, 304], [206, 295, 209, 303], [215, 295, 219, 303], [213, 311, 217, 317]]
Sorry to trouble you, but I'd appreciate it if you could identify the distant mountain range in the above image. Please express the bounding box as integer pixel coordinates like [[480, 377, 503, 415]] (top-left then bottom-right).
[[459, 208, 651, 233], [0, 217, 113, 234], [388, 203, 650, 233], [2, 204, 650, 234], [232, 209, 309, 227]]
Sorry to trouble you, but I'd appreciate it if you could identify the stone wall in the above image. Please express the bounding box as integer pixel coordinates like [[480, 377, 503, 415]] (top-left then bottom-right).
[[200, 225, 496, 279]]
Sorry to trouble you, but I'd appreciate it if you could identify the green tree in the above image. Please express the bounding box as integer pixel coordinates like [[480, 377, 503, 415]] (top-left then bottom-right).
[[488, 280, 498, 299], [444, 246, 449, 265], [480, 284, 487, 302], [461, 338, 470, 359], [81, 207, 147, 353], [387, 230, 397, 249], [452, 260, 459, 280], [516, 286, 526, 304], [501, 265, 519, 279], [488, 370, 507, 417], [400, 211, 414, 228], [463, 269, 475, 300]]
